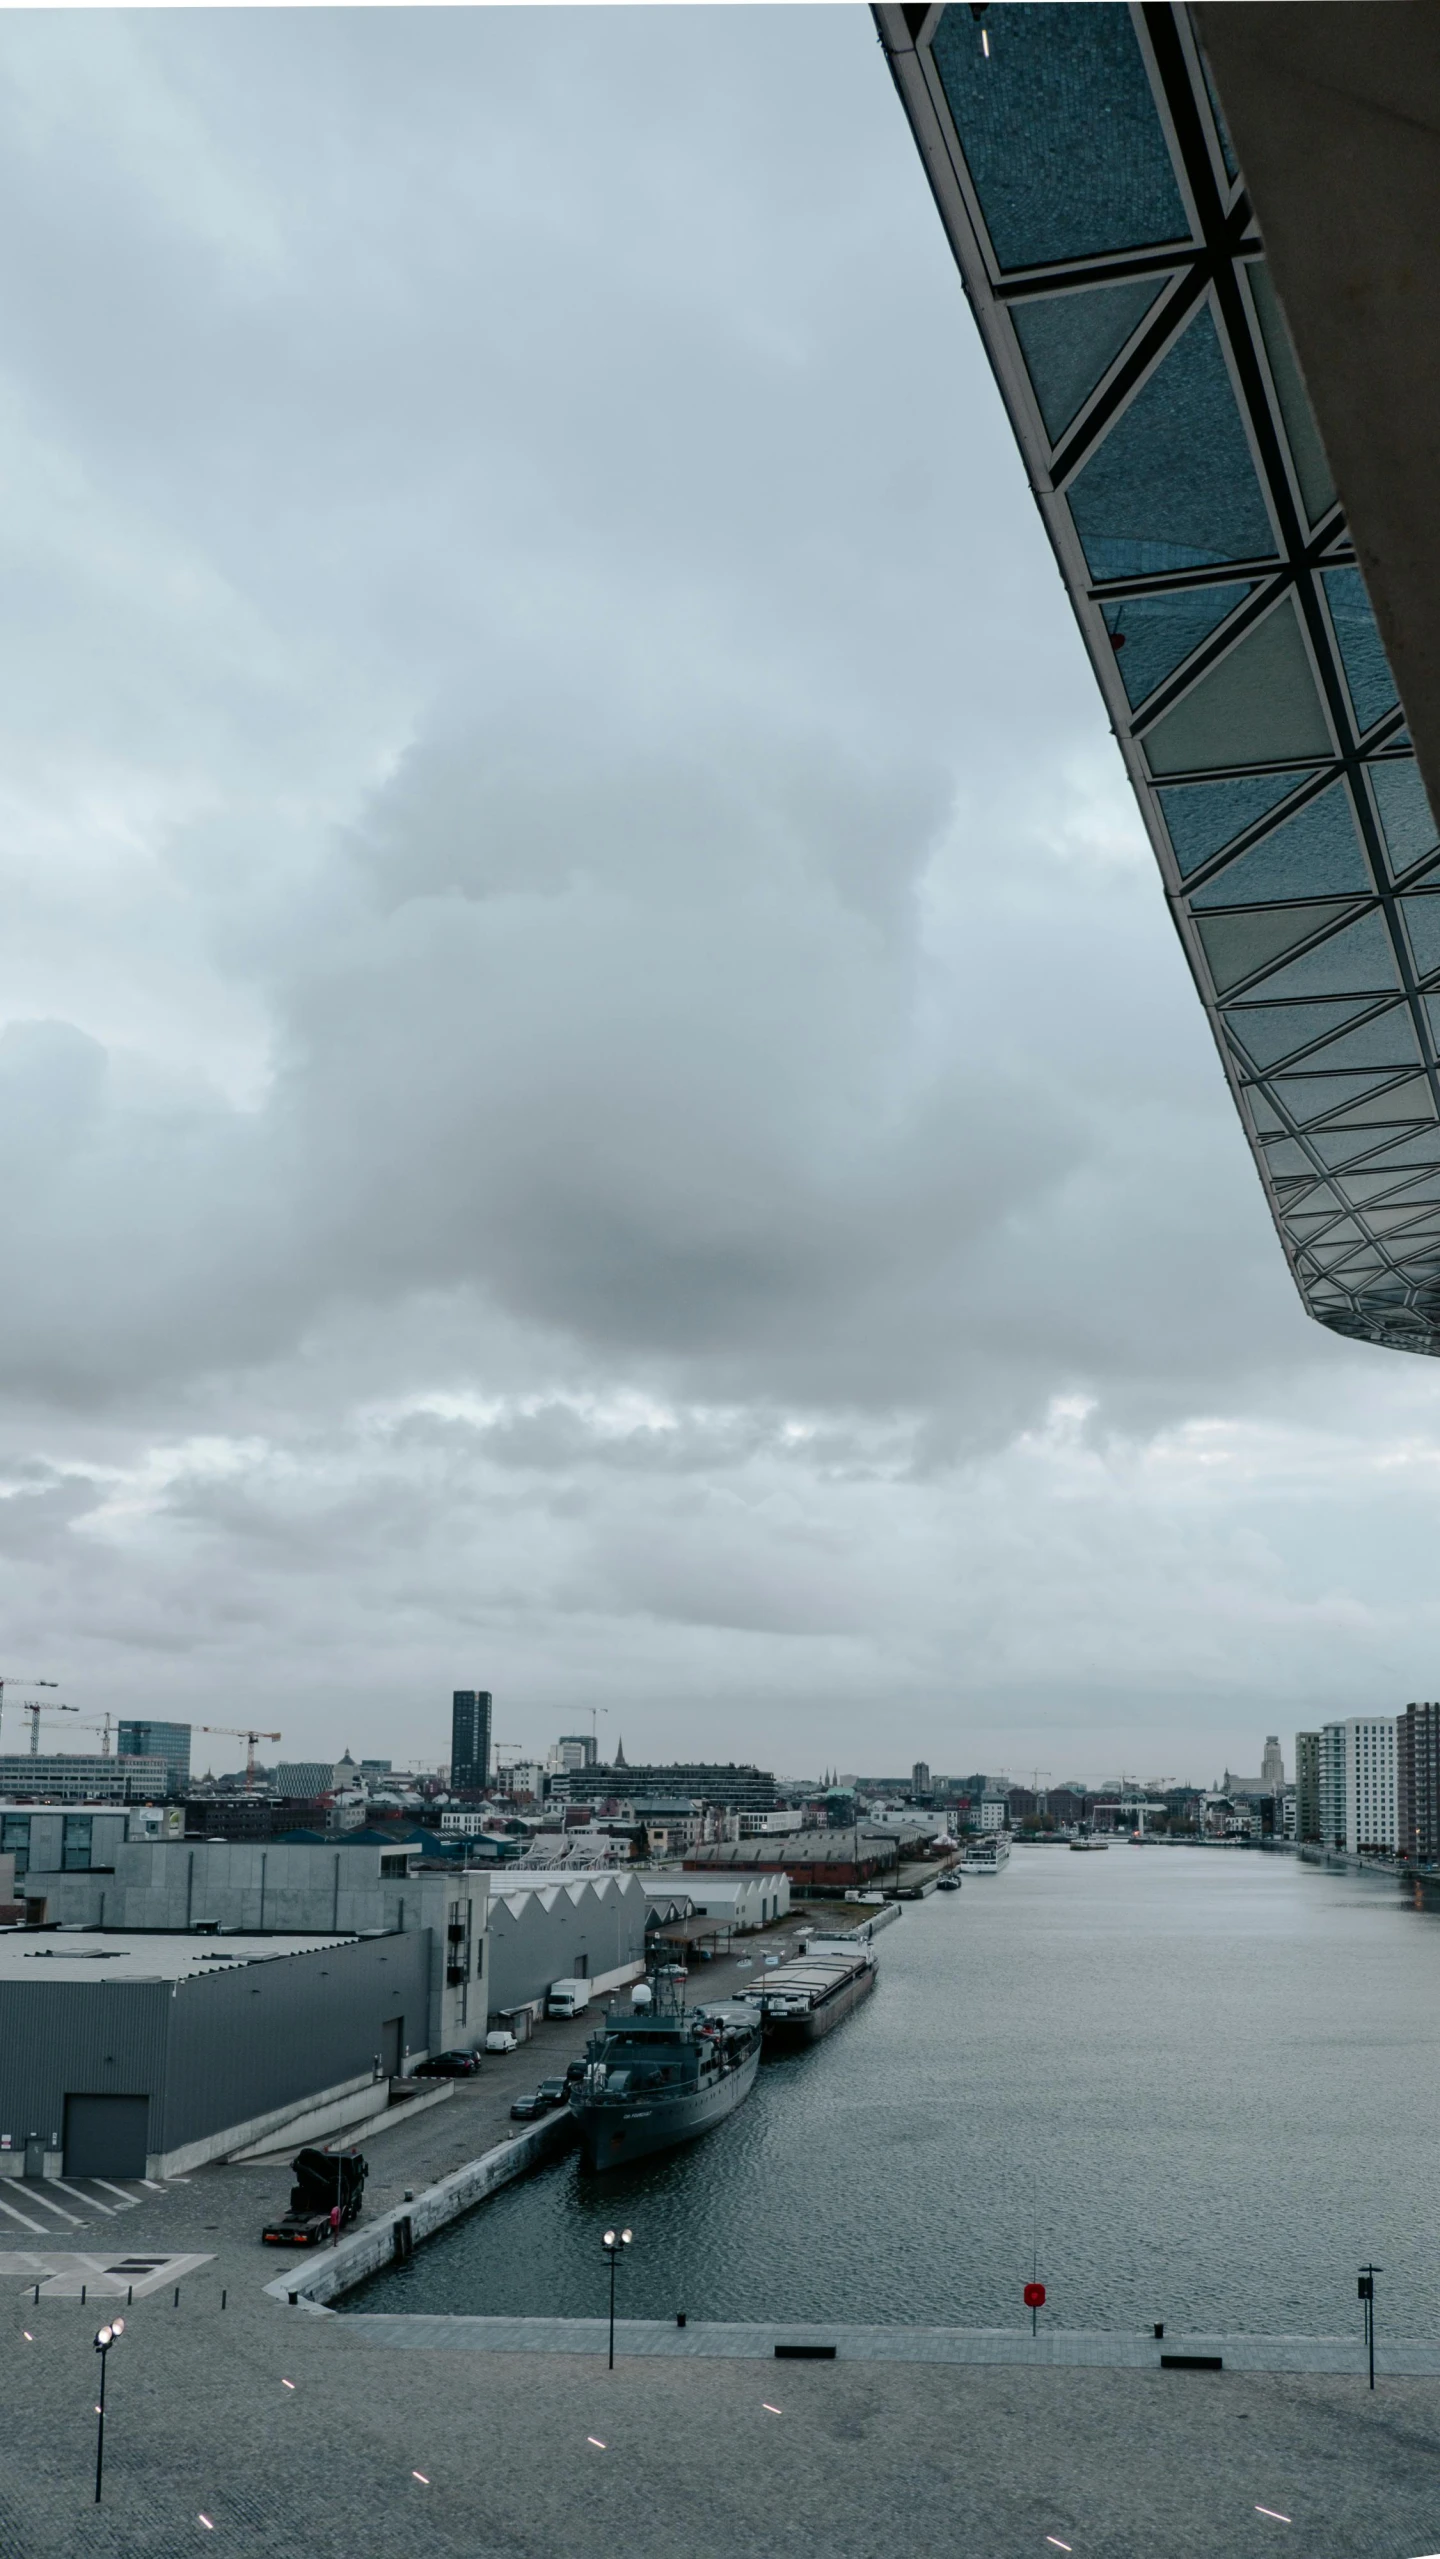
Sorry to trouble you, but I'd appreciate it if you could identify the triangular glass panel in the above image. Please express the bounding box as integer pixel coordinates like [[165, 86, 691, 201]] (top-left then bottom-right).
[[1270, 1071, 1403, 1125], [929, 6, 1192, 273], [1261, 1138, 1319, 1178], [1287, 1210, 1344, 1236], [1400, 893, 1440, 981], [1159, 770, 1321, 877], [1322, 567, 1401, 734], [1276, 1007, 1420, 1073], [1224, 997, 1385, 1070], [1012, 277, 1171, 443], [1240, 909, 1397, 1003], [1307, 1127, 1402, 1168], [1307, 1218, 1366, 1249], [1342, 1169, 1436, 1204], [1368, 1204, 1440, 1234], [1065, 306, 1276, 581], [1369, 759, 1439, 878], [1143, 596, 1332, 776], [1103, 582, 1255, 711], [1196, 900, 1360, 996], [1423, 994, 1440, 1050], [1190, 780, 1370, 908], [1306, 1072, 1435, 1127], [1247, 263, 1337, 528], [1357, 1129, 1440, 1171], [1246, 1087, 1286, 1134]]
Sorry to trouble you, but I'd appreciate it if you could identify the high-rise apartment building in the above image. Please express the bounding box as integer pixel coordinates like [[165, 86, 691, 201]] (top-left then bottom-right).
[[1260, 1737, 1284, 1790], [450, 1691, 492, 1794], [1343, 1716, 1397, 1853], [117, 1720, 191, 1797], [1398, 1703, 1440, 1866], [911, 1762, 931, 1797], [1316, 1724, 1348, 1852], [1294, 1732, 1320, 1844]]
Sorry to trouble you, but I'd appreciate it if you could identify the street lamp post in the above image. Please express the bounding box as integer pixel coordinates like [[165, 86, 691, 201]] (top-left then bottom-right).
[[602, 2227, 632, 2369], [1358, 2264, 1381, 2390], [93, 2317, 124, 2501]]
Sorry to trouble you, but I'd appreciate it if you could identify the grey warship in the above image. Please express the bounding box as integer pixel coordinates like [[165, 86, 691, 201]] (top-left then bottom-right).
[[571, 1977, 761, 2172]]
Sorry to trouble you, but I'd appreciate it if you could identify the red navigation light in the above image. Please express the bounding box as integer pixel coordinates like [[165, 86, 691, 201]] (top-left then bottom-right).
[[1024, 2282, 1046, 2309]]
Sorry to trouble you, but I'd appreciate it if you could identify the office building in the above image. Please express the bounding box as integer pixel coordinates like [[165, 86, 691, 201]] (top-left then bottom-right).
[[876, 6, 1440, 1362], [118, 1720, 192, 1796], [554, 1735, 597, 1774], [0, 1754, 168, 1805], [275, 1761, 343, 1801], [451, 1690, 492, 1794], [1260, 1737, 1284, 1790], [552, 1760, 776, 1813], [1294, 1732, 1320, 1844], [911, 1761, 931, 1797], [1398, 1703, 1440, 1866]]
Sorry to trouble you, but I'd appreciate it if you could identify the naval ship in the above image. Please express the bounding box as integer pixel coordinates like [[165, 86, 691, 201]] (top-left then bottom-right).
[[571, 1977, 762, 2172]]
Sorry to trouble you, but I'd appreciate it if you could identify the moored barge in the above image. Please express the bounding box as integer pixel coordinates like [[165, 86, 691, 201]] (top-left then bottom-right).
[[747, 1937, 877, 2049]]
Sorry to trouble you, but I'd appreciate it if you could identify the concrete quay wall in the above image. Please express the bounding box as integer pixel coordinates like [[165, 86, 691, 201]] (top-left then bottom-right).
[[267, 2106, 577, 2309]]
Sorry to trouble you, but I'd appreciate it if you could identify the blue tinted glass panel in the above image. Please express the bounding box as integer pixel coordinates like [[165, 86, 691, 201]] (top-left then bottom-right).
[[1197, 901, 1360, 995], [1143, 597, 1330, 775], [1159, 771, 1319, 876], [1401, 896, 1440, 980], [1246, 911, 1397, 1002], [1322, 567, 1400, 733], [1190, 781, 1369, 908], [930, 5, 1190, 272], [1248, 264, 1335, 527], [1012, 277, 1168, 441], [1103, 583, 1253, 710], [1370, 760, 1439, 876], [1066, 308, 1276, 579], [1224, 998, 1381, 1069]]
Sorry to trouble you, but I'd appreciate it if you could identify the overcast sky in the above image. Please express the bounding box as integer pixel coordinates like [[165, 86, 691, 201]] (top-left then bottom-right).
[[0, 6, 1434, 1789]]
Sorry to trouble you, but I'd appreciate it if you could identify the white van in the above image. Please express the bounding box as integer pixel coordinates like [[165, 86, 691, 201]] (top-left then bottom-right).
[[546, 1978, 592, 2019]]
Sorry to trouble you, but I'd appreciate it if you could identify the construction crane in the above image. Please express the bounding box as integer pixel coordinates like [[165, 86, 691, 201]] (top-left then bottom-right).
[[0, 1676, 58, 1754], [26, 1700, 76, 1755], [197, 1725, 282, 1793]]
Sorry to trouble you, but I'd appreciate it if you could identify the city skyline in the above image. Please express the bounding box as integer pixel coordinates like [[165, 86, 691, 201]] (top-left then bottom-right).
[[0, 12, 1437, 1777]]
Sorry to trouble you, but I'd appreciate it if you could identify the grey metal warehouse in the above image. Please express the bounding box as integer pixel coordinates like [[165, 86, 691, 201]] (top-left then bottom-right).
[[0, 1929, 429, 2179]]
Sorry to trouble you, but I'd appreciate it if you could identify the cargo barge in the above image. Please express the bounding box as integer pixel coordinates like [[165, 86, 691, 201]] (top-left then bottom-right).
[[747, 1937, 877, 2049]]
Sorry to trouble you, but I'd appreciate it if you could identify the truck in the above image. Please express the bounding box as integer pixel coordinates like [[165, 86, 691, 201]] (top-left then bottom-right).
[[261, 2143, 367, 2247], [545, 1977, 592, 2019]]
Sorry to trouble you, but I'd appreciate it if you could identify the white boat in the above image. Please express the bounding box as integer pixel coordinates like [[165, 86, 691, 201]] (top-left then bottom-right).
[[959, 1833, 1010, 1873], [1069, 1835, 1109, 1853]]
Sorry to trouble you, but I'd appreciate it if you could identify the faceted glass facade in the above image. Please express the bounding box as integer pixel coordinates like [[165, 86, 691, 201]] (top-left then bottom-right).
[[881, 2, 1440, 1356]]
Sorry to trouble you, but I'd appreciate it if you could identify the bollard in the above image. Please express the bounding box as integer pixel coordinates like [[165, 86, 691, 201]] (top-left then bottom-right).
[[221, 2290, 227, 2311], [127, 2287, 133, 2308], [81, 2286, 86, 2306], [1154, 2322, 1164, 2339], [676, 2311, 687, 2328], [173, 2287, 180, 2308], [33, 2284, 38, 2305]]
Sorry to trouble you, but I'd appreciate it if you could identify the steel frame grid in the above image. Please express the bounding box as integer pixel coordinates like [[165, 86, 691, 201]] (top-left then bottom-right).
[[876, 0, 1440, 1356]]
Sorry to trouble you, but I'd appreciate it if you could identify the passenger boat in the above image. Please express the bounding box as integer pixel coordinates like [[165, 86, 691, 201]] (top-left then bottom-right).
[[959, 1833, 1011, 1873], [746, 1936, 877, 2049], [570, 1977, 761, 2172], [1069, 1834, 1109, 1852]]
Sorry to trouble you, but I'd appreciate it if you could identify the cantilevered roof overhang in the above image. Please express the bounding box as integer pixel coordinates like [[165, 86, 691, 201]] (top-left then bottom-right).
[[876, 1, 1440, 1358]]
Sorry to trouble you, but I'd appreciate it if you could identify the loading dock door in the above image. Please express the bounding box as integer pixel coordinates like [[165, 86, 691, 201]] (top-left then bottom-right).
[[380, 2017, 403, 2079], [64, 2095, 149, 2180]]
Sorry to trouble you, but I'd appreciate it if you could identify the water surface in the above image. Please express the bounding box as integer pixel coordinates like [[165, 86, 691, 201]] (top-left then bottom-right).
[[351, 1849, 1440, 2334]]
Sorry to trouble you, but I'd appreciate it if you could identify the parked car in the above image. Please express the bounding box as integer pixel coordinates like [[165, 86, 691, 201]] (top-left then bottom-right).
[[655, 1963, 688, 1980], [509, 2092, 547, 2120], [485, 2029, 519, 2054], [413, 2050, 481, 2078], [535, 2078, 568, 2108]]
